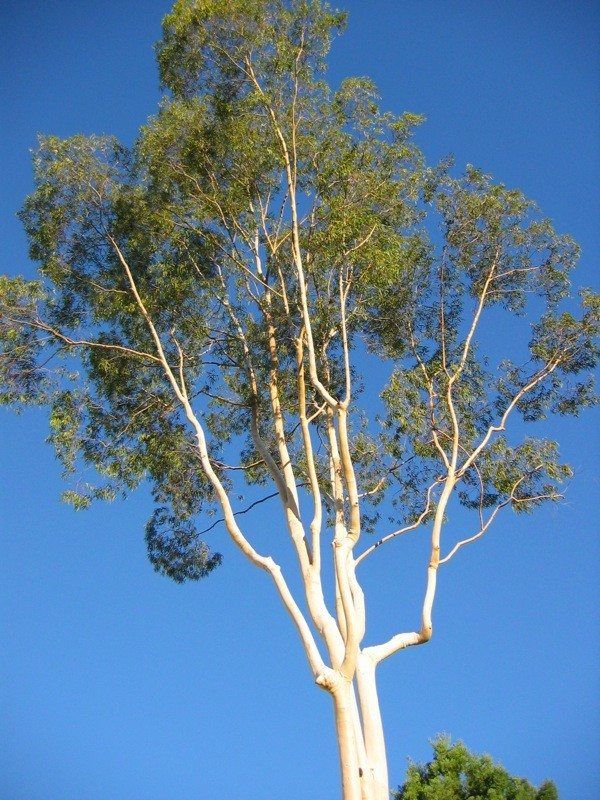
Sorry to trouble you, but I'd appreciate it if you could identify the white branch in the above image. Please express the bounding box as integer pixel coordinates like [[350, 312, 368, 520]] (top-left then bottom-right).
[[355, 479, 442, 566]]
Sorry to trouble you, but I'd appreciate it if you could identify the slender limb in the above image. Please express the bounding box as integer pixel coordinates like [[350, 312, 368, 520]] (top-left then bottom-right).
[[408, 325, 450, 470], [6, 315, 162, 364], [355, 479, 441, 565], [296, 334, 323, 569], [256, 242, 302, 518], [364, 470, 456, 666], [438, 506, 503, 565], [333, 265, 362, 545], [339, 267, 352, 407], [215, 268, 293, 510], [458, 357, 562, 476], [439, 251, 449, 375], [196, 491, 279, 536], [107, 236, 327, 680], [245, 57, 338, 409], [439, 252, 500, 476], [343, 224, 378, 258], [439, 469, 554, 565], [453, 250, 499, 376], [337, 405, 361, 544]]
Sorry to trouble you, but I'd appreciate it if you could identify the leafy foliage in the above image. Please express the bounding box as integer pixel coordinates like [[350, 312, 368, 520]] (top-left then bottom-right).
[[395, 737, 558, 800], [0, 0, 597, 585], [145, 507, 222, 582]]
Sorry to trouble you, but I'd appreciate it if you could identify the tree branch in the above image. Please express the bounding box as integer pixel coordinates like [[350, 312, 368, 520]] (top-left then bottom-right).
[[355, 478, 442, 565]]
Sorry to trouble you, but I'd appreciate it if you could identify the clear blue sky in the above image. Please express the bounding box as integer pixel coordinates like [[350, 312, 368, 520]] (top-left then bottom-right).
[[1, 1, 598, 798]]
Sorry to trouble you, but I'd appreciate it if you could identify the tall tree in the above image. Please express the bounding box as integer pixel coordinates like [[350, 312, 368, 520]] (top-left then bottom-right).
[[1, 2, 597, 798]]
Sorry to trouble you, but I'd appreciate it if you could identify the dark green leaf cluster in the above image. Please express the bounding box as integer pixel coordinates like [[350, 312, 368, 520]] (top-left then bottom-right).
[[395, 736, 558, 800], [0, 276, 49, 408], [145, 506, 222, 582], [158, 0, 347, 100]]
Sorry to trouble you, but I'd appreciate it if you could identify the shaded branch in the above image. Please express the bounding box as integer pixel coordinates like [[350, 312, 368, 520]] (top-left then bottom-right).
[[197, 490, 279, 536]]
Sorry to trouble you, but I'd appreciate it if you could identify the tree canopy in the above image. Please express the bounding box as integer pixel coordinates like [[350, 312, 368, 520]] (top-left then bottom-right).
[[395, 737, 558, 800], [1, 0, 596, 584]]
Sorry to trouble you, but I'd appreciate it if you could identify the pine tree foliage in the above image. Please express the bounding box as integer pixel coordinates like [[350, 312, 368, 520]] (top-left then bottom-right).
[[395, 737, 559, 800]]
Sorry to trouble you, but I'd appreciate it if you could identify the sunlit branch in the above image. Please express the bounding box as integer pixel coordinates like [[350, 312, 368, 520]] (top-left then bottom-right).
[[244, 56, 339, 410], [339, 267, 352, 407], [343, 224, 377, 257], [355, 478, 442, 566], [296, 333, 323, 569], [108, 235, 326, 681], [439, 254, 449, 375], [171, 332, 187, 396], [337, 405, 361, 542], [408, 324, 450, 469], [453, 248, 499, 376], [438, 470, 552, 565], [198, 389, 248, 408], [215, 266, 293, 511], [438, 503, 505, 566], [458, 357, 562, 476]]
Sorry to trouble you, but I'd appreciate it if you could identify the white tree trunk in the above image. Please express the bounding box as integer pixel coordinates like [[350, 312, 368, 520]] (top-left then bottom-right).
[[329, 662, 389, 800], [356, 654, 389, 800], [332, 681, 363, 800]]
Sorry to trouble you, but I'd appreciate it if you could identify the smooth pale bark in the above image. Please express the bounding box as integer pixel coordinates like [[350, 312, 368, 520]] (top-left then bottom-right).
[[356, 654, 389, 800], [320, 657, 389, 800], [349, 684, 375, 800], [333, 681, 363, 800]]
